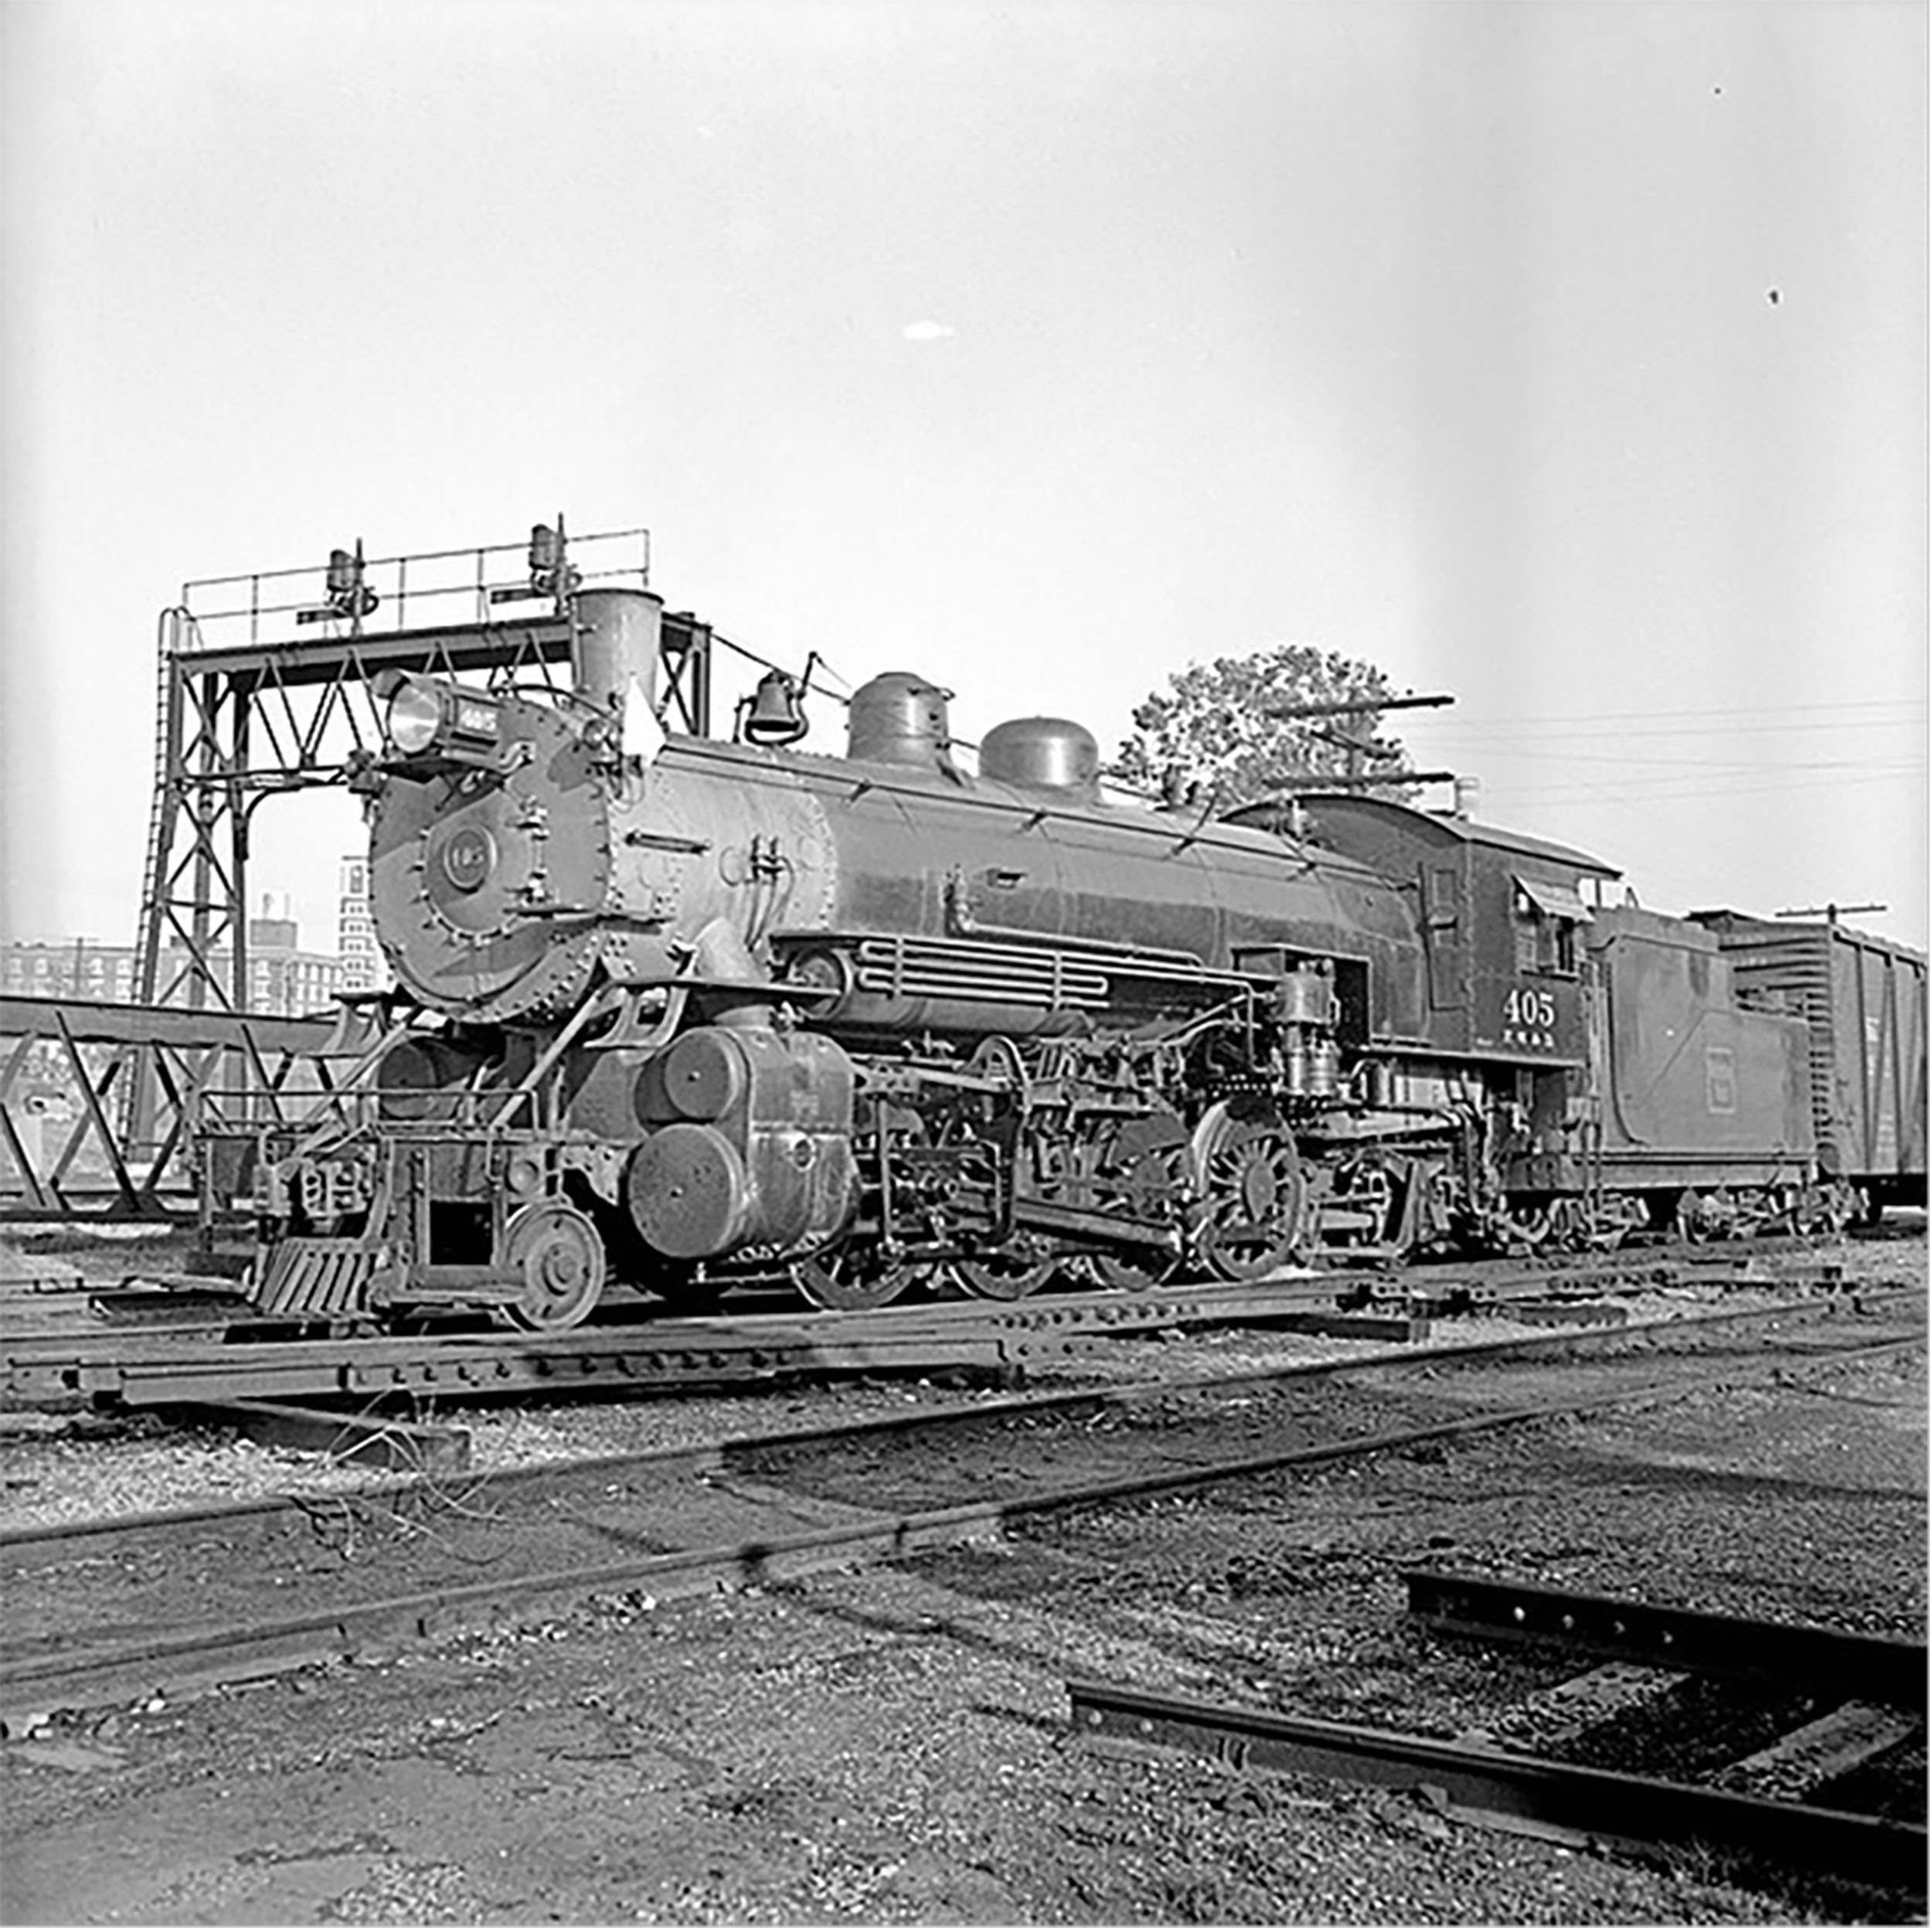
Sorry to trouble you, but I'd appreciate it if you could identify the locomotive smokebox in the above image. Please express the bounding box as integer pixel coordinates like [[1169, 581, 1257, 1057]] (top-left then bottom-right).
[[573, 586, 665, 712]]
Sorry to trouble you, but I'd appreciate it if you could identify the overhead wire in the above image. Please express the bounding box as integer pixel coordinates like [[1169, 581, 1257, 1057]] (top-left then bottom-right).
[[1417, 744, 1918, 773], [1405, 694, 1923, 730], [1479, 767, 1920, 809], [1382, 688, 1923, 808]]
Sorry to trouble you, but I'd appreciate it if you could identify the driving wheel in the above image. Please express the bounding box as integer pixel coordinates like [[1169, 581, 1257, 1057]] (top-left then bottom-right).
[[1083, 1118, 1189, 1292], [950, 1247, 1056, 1301], [1192, 1104, 1308, 1282], [794, 1242, 923, 1312]]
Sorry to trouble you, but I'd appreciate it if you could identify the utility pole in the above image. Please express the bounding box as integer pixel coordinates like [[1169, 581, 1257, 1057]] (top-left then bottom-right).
[[1775, 903, 1886, 928], [1262, 693, 1456, 720], [1257, 769, 1461, 794]]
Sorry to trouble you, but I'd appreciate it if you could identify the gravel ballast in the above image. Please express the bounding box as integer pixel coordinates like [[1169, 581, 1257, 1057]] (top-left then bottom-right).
[[2, 1226, 1923, 1925]]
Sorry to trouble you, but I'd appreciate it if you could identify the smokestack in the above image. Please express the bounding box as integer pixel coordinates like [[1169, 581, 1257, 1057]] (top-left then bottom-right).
[[573, 587, 665, 712]]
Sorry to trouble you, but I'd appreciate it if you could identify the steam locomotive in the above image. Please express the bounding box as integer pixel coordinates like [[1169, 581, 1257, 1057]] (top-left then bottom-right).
[[220, 585, 1926, 1329]]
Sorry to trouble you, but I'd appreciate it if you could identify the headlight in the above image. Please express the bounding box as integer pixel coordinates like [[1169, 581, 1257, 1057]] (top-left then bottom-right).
[[386, 679, 443, 754]]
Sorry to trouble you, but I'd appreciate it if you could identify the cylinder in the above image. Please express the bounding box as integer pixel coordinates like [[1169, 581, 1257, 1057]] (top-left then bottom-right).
[[627, 1125, 752, 1258], [573, 587, 665, 711], [655, 1029, 748, 1123]]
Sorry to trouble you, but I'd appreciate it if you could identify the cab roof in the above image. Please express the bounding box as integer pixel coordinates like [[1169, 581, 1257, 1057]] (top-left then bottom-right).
[[1277, 792, 1623, 880]]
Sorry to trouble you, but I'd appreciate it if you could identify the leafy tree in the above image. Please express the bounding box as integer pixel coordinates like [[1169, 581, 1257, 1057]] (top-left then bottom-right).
[[1109, 642, 1417, 809]]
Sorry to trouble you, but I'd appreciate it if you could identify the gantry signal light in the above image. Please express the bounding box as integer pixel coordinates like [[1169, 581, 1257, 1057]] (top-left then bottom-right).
[[527, 515, 580, 601], [486, 514, 581, 607], [298, 540, 379, 625]]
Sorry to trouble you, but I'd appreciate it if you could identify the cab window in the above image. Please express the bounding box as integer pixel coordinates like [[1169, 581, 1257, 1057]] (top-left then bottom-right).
[[1513, 887, 1580, 975]]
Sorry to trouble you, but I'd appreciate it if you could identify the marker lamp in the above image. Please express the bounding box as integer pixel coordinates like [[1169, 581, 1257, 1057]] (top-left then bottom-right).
[[386, 679, 444, 754]]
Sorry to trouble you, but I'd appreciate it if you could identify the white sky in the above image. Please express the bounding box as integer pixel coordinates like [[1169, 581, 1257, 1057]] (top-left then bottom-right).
[[2, 0, 1925, 956]]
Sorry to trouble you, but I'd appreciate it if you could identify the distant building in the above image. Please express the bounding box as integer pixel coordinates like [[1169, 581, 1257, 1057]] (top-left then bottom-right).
[[338, 855, 379, 992], [1, 904, 369, 1188], [2, 895, 358, 1018], [243, 897, 348, 1016], [2, 940, 141, 1004]]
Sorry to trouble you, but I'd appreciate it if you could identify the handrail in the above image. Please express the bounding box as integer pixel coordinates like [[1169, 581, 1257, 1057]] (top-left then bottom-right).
[[177, 526, 651, 652]]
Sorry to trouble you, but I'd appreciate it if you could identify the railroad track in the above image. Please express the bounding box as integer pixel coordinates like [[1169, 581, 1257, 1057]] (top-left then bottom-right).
[[2, 1273, 1382, 1411], [0, 1252, 1873, 1414], [1070, 1570, 1927, 1899], [5, 1295, 1920, 1737]]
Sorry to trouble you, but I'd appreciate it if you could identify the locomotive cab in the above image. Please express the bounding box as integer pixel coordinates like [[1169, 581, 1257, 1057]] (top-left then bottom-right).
[[1290, 792, 1617, 1067]]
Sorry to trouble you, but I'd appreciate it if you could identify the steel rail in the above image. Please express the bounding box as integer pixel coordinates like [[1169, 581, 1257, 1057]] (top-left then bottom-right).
[[0, 1254, 1889, 1413], [5, 1305, 1920, 1576], [1, 1324, 1050, 1411], [0, 1253, 1784, 1345], [1063, 1678, 1926, 1893], [0, 1271, 1420, 1411], [2, 1322, 1920, 1731], [1403, 1570, 1927, 1709]]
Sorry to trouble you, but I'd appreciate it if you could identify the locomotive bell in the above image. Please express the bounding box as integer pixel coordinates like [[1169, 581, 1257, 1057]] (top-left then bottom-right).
[[741, 669, 809, 745]]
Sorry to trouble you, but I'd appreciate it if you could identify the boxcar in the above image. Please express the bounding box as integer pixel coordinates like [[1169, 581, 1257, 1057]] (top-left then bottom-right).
[[1691, 912, 1928, 1215]]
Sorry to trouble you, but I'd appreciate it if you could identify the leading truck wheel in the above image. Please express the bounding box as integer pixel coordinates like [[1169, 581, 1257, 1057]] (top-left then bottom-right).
[[501, 1200, 607, 1331]]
